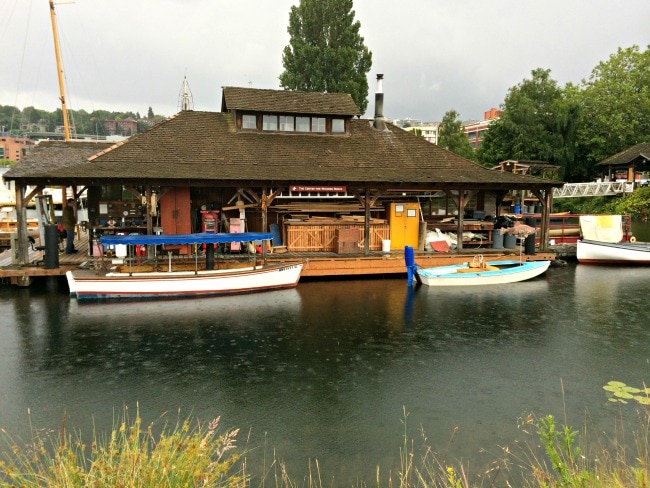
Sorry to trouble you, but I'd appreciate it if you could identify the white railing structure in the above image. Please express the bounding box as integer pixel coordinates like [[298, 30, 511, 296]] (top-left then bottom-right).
[[553, 181, 634, 198]]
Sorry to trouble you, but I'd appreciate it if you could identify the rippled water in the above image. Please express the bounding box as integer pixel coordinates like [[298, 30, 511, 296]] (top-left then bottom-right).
[[1, 257, 650, 483]]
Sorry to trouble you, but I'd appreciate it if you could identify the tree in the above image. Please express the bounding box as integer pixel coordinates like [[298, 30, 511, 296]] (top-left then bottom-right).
[[147, 106, 154, 118], [477, 68, 579, 179], [438, 110, 476, 160], [575, 45, 650, 169], [279, 0, 372, 114]]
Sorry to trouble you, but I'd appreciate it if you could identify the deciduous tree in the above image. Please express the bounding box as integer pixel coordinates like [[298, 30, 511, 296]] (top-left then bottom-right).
[[279, 0, 372, 114], [576, 45, 650, 168], [438, 110, 476, 161], [478, 68, 578, 179]]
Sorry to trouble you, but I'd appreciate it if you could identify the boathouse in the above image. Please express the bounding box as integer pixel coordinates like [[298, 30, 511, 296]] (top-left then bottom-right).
[[4, 78, 563, 270]]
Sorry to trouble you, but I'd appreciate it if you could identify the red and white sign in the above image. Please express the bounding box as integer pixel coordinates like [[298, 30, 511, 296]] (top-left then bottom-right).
[[290, 185, 347, 193]]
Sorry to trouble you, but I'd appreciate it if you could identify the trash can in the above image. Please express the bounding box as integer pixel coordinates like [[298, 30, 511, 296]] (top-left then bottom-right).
[[524, 217, 536, 255], [491, 229, 504, 249], [503, 233, 516, 249], [382, 239, 391, 253], [44, 223, 59, 269]]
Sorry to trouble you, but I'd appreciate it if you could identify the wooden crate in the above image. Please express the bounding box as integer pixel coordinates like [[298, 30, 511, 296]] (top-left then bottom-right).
[[286, 224, 389, 252]]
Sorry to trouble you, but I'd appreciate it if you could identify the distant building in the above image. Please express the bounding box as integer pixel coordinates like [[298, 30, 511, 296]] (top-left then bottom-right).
[[392, 117, 422, 128], [462, 108, 501, 149], [0, 134, 35, 162], [102, 117, 138, 136], [403, 122, 440, 144]]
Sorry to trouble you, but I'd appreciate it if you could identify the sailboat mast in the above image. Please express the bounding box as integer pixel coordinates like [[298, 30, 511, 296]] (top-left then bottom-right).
[[49, 0, 70, 141]]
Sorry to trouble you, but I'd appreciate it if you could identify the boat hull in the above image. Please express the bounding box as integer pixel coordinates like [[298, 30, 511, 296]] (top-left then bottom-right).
[[66, 262, 303, 301], [417, 259, 550, 286], [576, 239, 650, 264]]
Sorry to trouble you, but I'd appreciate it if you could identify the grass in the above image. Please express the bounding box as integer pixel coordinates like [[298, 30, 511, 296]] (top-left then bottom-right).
[[1, 404, 650, 487]]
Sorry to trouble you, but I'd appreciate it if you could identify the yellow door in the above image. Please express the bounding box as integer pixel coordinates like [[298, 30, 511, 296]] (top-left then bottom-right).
[[388, 202, 420, 250]]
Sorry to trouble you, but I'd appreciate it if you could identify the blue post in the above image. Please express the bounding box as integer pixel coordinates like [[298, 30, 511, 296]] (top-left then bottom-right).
[[404, 245, 417, 286]]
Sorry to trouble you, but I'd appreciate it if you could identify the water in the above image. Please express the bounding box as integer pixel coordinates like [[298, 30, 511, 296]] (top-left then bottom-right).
[[1, 251, 650, 483]]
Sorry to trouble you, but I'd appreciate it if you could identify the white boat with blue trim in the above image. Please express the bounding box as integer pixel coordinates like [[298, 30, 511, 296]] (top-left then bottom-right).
[[404, 246, 550, 287], [66, 232, 303, 301]]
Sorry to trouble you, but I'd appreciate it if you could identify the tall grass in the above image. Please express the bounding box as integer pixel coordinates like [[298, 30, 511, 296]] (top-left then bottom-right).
[[1, 405, 649, 487], [0, 405, 245, 487]]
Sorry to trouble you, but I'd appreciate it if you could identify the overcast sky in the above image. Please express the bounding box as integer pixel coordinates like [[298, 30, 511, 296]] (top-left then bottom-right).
[[1, 0, 648, 125]]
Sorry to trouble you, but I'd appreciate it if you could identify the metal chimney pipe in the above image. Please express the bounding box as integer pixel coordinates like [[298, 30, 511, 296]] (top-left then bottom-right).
[[373, 74, 386, 131]]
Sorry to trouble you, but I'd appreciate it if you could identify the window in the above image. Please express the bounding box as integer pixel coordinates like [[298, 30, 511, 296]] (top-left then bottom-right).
[[296, 116, 310, 132], [242, 114, 256, 129], [262, 115, 278, 131], [331, 118, 345, 133], [312, 117, 326, 133], [279, 116, 294, 132]]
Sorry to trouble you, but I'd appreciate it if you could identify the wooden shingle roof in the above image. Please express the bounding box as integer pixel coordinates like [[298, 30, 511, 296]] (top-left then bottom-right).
[[5, 140, 113, 179], [6, 111, 560, 190], [596, 142, 650, 167], [221, 87, 362, 116]]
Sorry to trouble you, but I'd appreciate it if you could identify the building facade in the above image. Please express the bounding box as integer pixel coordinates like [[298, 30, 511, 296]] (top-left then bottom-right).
[[462, 108, 501, 149], [0, 134, 35, 162]]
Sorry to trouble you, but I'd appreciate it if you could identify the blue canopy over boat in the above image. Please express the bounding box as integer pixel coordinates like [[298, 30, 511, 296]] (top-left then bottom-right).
[[99, 232, 274, 246]]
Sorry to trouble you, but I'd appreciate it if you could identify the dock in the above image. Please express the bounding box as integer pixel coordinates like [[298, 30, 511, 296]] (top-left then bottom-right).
[[1, 232, 562, 287]]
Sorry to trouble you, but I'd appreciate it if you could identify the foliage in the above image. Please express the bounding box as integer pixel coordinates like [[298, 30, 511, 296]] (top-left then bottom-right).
[[4, 406, 650, 487], [279, 0, 372, 114], [438, 110, 477, 161], [576, 45, 650, 168], [477, 68, 579, 179], [553, 195, 614, 214], [478, 45, 649, 182], [0, 407, 244, 487], [604, 186, 650, 220], [535, 414, 593, 486], [603, 381, 650, 405]]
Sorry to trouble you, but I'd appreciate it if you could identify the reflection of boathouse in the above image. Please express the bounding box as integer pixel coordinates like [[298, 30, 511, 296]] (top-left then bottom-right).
[[5, 77, 563, 271]]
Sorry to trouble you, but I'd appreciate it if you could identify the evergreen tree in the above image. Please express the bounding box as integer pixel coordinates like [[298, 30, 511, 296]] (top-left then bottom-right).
[[438, 110, 476, 160], [279, 0, 372, 114], [147, 106, 154, 118]]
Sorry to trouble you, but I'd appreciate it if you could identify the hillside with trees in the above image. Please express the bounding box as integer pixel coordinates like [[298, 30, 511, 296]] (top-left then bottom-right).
[[0, 105, 166, 137]]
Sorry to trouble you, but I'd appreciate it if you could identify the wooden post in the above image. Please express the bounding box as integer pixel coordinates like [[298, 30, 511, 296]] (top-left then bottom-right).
[[363, 186, 371, 255], [14, 184, 29, 265], [145, 185, 153, 235]]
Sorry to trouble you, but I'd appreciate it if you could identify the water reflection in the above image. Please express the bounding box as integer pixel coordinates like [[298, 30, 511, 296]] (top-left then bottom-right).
[[1, 265, 650, 484]]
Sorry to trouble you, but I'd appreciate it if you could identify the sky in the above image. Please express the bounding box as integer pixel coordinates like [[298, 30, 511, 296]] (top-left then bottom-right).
[[1, 0, 649, 125]]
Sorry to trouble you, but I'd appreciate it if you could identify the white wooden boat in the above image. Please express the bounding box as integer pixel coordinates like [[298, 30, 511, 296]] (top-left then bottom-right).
[[66, 232, 303, 301], [404, 246, 549, 286], [576, 214, 649, 264], [415, 259, 550, 286], [576, 239, 650, 264]]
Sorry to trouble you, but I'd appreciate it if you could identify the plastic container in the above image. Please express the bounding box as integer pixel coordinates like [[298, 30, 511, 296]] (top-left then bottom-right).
[[491, 230, 504, 248], [514, 205, 521, 214], [382, 239, 391, 252]]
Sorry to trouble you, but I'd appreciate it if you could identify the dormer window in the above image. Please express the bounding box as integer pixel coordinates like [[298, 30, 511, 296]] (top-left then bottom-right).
[[262, 115, 278, 131], [242, 114, 256, 129], [296, 117, 310, 132], [312, 117, 326, 133], [279, 116, 294, 131], [238, 112, 349, 135]]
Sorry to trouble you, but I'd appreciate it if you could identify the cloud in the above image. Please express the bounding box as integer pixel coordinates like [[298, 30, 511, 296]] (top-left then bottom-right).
[[1, 0, 648, 124]]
